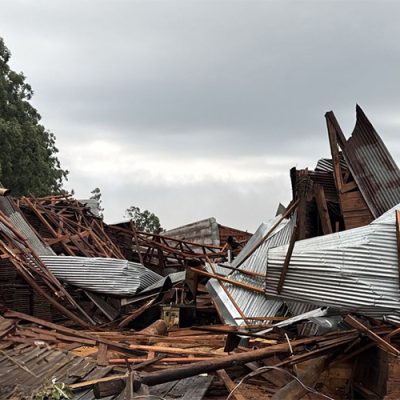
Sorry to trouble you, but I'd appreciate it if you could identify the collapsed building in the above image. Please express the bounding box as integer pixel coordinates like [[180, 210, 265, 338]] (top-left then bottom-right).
[[1, 105, 400, 399]]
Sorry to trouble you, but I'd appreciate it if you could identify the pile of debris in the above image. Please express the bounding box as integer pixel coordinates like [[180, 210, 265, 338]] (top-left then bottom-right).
[[1, 105, 400, 399]]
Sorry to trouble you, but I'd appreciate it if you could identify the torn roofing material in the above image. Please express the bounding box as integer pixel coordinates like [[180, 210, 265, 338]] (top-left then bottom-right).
[[206, 213, 296, 326], [0, 203, 94, 326], [315, 157, 348, 173], [0, 196, 54, 256], [40, 256, 163, 296], [265, 204, 400, 321], [328, 105, 400, 218]]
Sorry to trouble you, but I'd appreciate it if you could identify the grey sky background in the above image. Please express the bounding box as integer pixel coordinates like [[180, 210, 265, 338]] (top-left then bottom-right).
[[1, 0, 400, 232]]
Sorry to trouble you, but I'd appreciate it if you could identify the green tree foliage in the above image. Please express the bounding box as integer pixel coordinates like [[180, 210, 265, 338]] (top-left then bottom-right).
[[125, 206, 163, 233], [90, 187, 104, 218], [0, 37, 68, 196]]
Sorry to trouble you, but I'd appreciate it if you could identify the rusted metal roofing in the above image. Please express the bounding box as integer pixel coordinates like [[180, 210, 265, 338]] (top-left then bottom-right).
[[341, 105, 400, 218]]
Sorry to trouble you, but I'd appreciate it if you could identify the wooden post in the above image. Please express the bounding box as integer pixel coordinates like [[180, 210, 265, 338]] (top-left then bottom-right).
[[277, 220, 298, 294], [314, 184, 333, 235]]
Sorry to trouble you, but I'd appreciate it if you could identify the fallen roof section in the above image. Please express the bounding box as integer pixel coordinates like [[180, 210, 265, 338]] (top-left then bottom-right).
[[326, 105, 400, 218], [41, 256, 163, 296], [206, 213, 296, 326], [265, 204, 400, 321]]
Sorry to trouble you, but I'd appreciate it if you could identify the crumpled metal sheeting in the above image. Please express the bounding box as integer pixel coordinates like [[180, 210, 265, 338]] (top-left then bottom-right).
[[223, 214, 296, 322], [285, 301, 318, 317], [265, 205, 400, 319], [0, 220, 45, 273], [206, 263, 231, 276], [227, 215, 294, 277], [206, 214, 296, 326], [230, 222, 272, 269], [41, 256, 162, 296], [7, 210, 55, 256], [0, 197, 54, 256], [206, 278, 283, 326]]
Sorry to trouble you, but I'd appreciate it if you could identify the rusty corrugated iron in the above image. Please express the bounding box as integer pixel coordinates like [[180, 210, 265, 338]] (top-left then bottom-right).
[[341, 105, 400, 218]]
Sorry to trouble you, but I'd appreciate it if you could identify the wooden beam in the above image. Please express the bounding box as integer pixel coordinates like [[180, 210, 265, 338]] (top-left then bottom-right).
[[128, 344, 226, 357], [4, 310, 139, 356], [233, 200, 299, 269], [326, 112, 344, 194], [65, 374, 130, 390], [190, 268, 265, 294], [314, 184, 333, 235], [344, 315, 400, 356], [207, 258, 251, 325], [138, 333, 353, 387], [277, 219, 298, 294], [217, 369, 247, 400], [325, 111, 347, 149]]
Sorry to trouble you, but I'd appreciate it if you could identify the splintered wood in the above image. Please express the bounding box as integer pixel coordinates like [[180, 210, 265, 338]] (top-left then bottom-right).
[[3, 310, 400, 399]]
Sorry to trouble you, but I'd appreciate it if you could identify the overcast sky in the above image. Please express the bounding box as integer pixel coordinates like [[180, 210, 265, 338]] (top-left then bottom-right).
[[1, 0, 400, 232]]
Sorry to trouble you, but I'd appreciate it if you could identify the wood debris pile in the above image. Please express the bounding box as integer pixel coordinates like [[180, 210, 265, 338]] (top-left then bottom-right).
[[1, 105, 400, 399], [2, 309, 400, 399]]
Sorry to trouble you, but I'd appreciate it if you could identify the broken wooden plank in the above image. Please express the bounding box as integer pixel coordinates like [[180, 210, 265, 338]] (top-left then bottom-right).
[[217, 369, 246, 400], [128, 344, 226, 357], [109, 357, 215, 364], [69, 373, 128, 390], [97, 343, 108, 366]]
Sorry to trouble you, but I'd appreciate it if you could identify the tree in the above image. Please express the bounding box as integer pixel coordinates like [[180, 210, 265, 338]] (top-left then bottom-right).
[[125, 206, 163, 233], [0, 37, 68, 196], [90, 187, 104, 218]]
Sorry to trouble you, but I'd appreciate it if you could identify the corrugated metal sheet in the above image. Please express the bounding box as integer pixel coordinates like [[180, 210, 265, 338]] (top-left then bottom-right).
[[163, 217, 220, 246], [258, 307, 329, 334], [307, 170, 338, 203], [285, 301, 319, 317], [78, 198, 101, 217], [265, 204, 400, 320], [0, 197, 54, 256], [315, 157, 348, 172], [121, 271, 186, 306], [341, 105, 400, 218], [206, 213, 296, 326], [41, 256, 162, 296]]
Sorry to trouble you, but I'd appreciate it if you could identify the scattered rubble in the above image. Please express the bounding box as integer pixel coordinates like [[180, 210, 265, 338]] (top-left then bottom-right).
[[1, 105, 400, 399]]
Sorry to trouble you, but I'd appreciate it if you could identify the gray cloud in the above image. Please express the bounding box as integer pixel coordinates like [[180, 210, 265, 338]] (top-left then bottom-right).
[[1, 1, 400, 231]]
